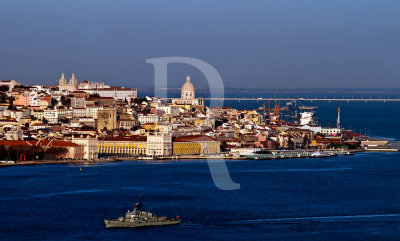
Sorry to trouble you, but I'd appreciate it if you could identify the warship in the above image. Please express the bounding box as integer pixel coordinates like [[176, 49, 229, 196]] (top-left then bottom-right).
[[104, 195, 181, 228]]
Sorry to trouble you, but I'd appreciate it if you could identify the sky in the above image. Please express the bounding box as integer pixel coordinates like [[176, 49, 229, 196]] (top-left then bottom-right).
[[0, 0, 399, 89]]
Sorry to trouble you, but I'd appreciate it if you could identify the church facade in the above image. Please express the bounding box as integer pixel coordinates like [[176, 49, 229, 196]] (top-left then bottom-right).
[[59, 73, 77, 92]]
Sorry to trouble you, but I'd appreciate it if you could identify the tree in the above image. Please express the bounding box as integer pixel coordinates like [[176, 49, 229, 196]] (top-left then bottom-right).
[[59, 117, 69, 124], [61, 96, 71, 106], [0, 145, 8, 160], [0, 85, 9, 92], [50, 98, 59, 107], [7, 96, 15, 110], [44, 147, 68, 160]]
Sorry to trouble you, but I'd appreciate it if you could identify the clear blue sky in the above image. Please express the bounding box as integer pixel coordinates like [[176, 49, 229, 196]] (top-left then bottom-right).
[[0, 0, 399, 89]]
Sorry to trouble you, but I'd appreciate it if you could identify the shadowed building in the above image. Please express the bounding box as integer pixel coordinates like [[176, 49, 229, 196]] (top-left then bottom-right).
[[97, 109, 117, 131]]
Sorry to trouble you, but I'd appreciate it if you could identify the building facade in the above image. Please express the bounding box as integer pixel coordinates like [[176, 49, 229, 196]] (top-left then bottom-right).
[[97, 108, 117, 131], [83, 87, 137, 100], [69, 134, 99, 160], [59, 73, 77, 92], [98, 136, 147, 155], [172, 135, 220, 156], [146, 133, 172, 157]]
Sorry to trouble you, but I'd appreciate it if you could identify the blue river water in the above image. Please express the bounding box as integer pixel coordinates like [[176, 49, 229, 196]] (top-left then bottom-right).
[[2, 154, 400, 240], [1, 101, 400, 240]]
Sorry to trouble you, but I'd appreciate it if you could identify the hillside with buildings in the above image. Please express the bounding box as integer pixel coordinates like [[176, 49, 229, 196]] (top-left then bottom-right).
[[0, 74, 391, 163]]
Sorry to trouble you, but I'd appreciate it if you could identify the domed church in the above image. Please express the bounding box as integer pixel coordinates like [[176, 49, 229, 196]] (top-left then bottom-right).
[[172, 75, 204, 106]]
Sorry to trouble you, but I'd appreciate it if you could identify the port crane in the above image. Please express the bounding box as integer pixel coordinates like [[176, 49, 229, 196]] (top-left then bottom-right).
[[261, 97, 283, 124], [260, 98, 318, 124]]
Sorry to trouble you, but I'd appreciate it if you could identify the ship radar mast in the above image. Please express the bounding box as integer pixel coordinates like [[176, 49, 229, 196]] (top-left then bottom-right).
[[135, 194, 143, 211]]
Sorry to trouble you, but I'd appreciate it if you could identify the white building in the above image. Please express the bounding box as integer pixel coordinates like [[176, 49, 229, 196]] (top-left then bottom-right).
[[300, 112, 315, 125], [71, 97, 86, 108], [85, 105, 103, 119], [4, 126, 23, 140], [44, 108, 58, 124], [83, 87, 137, 100], [146, 133, 172, 157], [321, 128, 341, 135], [70, 134, 98, 160], [300, 125, 322, 133], [138, 113, 159, 124], [72, 108, 87, 118], [78, 80, 110, 90], [171, 75, 204, 106]]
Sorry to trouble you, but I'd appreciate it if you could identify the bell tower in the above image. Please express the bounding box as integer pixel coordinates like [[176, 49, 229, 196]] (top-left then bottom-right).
[[59, 73, 66, 85]]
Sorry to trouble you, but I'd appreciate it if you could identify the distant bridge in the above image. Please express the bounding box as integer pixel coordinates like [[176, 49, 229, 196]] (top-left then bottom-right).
[[201, 97, 400, 102]]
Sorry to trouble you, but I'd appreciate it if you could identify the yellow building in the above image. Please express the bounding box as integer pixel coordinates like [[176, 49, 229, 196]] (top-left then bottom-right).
[[243, 110, 263, 124], [32, 110, 44, 120], [98, 135, 147, 155], [173, 135, 220, 156], [142, 123, 168, 133]]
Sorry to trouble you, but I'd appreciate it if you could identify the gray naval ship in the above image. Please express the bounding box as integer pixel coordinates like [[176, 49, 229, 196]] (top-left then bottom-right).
[[104, 196, 181, 228]]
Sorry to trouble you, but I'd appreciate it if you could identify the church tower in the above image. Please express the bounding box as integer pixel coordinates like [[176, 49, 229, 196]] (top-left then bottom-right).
[[59, 73, 66, 86], [69, 73, 77, 89]]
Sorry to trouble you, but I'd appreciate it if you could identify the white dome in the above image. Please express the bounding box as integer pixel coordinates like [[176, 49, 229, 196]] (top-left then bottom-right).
[[181, 75, 195, 92]]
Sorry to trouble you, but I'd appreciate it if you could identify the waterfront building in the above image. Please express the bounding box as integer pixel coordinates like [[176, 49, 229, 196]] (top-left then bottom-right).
[[98, 135, 147, 155], [0, 140, 84, 160], [4, 126, 23, 140], [172, 135, 220, 156], [146, 133, 172, 157], [67, 134, 99, 160]]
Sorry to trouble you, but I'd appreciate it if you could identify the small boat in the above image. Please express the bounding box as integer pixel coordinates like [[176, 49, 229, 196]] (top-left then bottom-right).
[[311, 151, 331, 158]]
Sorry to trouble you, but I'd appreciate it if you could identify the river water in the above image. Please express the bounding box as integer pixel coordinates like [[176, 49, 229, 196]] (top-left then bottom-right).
[[1, 100, 400, 240]]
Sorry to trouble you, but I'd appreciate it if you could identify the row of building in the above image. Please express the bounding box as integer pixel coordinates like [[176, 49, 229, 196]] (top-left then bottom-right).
[[0, 73, 363, 162]]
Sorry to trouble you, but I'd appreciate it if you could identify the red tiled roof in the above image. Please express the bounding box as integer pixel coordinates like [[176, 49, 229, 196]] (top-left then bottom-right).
[[0, 140, 79, 147], [173, 135, 218, 143], [98, 135, 147, 142]]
